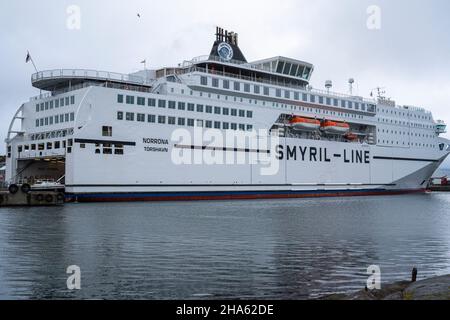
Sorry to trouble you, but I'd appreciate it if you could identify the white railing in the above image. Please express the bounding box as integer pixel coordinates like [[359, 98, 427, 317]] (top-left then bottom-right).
[[32, 69, 151, 86]]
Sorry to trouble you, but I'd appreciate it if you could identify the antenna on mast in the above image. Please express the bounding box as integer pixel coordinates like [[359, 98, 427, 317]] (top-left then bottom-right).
[[348, 78, 355, 95]]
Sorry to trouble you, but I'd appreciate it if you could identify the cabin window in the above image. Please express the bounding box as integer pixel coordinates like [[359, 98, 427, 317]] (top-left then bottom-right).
[[223, 80, 230, 89], [234, 82, 240, 91], [102, 126, 112, 137], [187, 119, 194, 127], [45, 102, 49, 110], [158, 116, 166, 124], [318, 96, 324, 104], [264, 87, 270, 96], [36, 104, 39, 112], [212, 78, 219, 87], [196, 120, 204, 127], [71, 96, 75, 104], [205, 120, 212, 128], [126, 96, 134, 104], [200, 76, 208, 86], [148, 98, 156, 107], [55, 99, 59, 108], [231, 123, 237, 130], [45, 117, 49, 126], [187, 103, 195, 111], [214, 121, 221, 129], [205, 105, 212, 113], [54, 141, 60, 149], [326, 98, 331, 105], [239, 110, 245, 117], [103, 148, 112, 155], [49, 117, 53, 125], [178, 102, 185, 110], [247, 111, 253, 118], [231, 109, 237, 116], [114, 149, 124, 155], [168, 101, 176, 109], [276, 89, 281, 97], [137, 97, 145, 105], [223, 122, 229, 130], [117, 94, 124, 103], [50, 101, 54, 109], [214, 107, 221, 115], [284, 91, 290, 99], [254, 85, 260, 94], [168, 117, 176, 125], [197, 104, 204, 112], [247, 125, 253, 131], [70, 112, 75, 121], [117, 111, 123, 120], [35, 119, 39, 127], [65, 97, 70, 105], [244, 83, 250, 92], [126, 112, 134, 121], [178, 118, 185, 126], [157, 100, 166, 108], [60, 98, 65, 107], [239, 124, 246, 131], [137, 113, 145, 122], [148, 114, 156, 123], [222, 108, 229, 115]]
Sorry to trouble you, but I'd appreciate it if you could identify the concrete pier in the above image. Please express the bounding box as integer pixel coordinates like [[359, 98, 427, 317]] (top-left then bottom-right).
[[0, 189, 64, 206]]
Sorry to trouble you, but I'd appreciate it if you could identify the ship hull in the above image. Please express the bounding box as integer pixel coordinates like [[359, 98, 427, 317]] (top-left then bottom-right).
[[65, 187, 427, 203]]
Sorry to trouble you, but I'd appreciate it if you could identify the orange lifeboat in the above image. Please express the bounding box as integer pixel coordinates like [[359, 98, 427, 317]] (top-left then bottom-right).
[[289, 116, 321, 131], [320, 120, 350, 134], [344, 132, 358, 141]]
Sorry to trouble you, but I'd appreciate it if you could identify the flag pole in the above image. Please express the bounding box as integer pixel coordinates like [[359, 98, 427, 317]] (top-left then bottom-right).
[[30, 57, 38, 73]]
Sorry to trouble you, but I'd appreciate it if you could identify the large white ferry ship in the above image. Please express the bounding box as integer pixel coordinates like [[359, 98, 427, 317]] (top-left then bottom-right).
[[4, 27, 450, 202]]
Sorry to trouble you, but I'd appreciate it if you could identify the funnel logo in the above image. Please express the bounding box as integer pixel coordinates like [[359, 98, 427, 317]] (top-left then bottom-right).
[[217, 42, 233, 61]]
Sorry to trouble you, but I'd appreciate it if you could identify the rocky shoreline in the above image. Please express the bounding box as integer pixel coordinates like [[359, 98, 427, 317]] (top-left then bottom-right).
[[320, 275, 450, 300]]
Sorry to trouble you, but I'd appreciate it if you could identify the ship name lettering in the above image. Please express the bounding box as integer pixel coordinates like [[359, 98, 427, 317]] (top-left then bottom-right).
[[276, 145, 369, 164], [143, 138, 169, 145]]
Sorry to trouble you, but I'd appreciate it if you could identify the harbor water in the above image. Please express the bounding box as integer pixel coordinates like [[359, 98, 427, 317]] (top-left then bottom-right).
[[0, 193, 449, 299]]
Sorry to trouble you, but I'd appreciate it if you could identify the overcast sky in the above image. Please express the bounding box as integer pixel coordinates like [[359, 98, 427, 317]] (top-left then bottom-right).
[[1, 0, 450, 162]]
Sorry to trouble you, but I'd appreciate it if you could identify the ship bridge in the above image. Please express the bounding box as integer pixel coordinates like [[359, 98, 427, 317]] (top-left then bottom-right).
[[182, 27, 314, 89]]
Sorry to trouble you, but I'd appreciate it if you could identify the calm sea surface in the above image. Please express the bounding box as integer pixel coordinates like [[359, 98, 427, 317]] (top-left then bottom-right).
[[0, 193, 449, 299]]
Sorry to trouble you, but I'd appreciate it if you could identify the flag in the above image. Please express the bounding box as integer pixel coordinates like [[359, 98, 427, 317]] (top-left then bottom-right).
[[141, 59, 146, 64], [26, 51, 31, 63]]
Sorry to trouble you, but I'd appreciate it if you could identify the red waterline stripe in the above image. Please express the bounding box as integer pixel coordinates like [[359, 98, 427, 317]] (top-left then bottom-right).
[[68, 189, 426, 203]]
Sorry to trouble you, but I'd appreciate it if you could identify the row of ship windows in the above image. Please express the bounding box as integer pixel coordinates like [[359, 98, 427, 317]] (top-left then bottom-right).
[[377, 128, 435, 138], [379, 108, 431, 121], [378, 117, 434, 129], [200, 76, 377, 112], [35, 96, 75, 112], [35, 113, 75, 127], [17, 140, 67, 153], [117, 95, 254, 118], [117, 112, 254, 131], [377, 140, 437, 148]]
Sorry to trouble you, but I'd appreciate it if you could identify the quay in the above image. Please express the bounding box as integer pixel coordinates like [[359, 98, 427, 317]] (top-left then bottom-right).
[[0, 184, 64, 206]]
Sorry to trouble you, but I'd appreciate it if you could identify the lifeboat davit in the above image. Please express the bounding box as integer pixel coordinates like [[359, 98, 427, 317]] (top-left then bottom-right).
[[320, 120, 350, 134], [289, 117, 321, 131]]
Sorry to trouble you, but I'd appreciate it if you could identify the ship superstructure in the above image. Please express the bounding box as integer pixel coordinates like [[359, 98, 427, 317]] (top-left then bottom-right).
[[4, 27, 450, 202]]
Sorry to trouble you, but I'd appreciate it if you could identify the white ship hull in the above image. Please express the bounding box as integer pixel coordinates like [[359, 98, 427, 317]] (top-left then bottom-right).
[[5, 28, 450, 202]]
